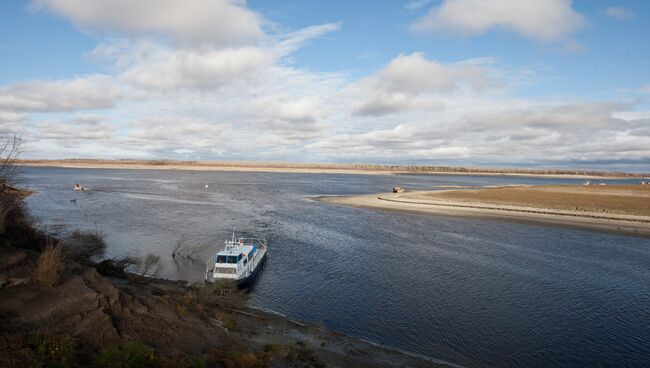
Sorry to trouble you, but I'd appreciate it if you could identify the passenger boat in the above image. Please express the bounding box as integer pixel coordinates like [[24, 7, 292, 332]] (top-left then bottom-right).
[[205, 230, 267, 287]]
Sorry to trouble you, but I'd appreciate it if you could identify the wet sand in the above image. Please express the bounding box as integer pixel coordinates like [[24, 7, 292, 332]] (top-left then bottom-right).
[[315, 185, 650, 237]]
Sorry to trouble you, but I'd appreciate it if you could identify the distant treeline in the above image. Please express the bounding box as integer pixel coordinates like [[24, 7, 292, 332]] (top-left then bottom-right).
[[17, 159, 648, 177]]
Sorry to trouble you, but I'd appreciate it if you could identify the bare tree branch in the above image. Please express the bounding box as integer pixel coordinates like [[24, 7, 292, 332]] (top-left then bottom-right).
[[0, 135, 23, 188]]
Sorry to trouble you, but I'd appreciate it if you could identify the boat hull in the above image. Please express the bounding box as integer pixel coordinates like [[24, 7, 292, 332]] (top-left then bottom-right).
[[236, 251, 267, 289]]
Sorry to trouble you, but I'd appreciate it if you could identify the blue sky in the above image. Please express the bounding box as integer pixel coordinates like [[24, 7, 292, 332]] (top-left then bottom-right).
[[1, 0, 649, 171]]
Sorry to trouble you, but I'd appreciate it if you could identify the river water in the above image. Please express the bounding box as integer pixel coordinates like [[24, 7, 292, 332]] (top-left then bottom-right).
[[21, 167, 650, 368]]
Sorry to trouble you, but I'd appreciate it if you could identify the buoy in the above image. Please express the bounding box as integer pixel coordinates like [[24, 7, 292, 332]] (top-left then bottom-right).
[[205, 184, 209, 188]]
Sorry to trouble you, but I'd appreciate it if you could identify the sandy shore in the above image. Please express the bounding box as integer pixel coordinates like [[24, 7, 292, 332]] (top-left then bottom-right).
[[17, 160, 644, 179], [315, 185, 650, 237]]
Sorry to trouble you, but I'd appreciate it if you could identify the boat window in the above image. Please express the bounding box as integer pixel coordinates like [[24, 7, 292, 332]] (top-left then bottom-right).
[[217, 255, 239, 264]]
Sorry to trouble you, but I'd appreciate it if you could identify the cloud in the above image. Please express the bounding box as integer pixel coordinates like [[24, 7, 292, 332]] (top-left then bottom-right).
[[0, 113, 28, 137], [249, 96, 322, 125], [349, 52, 495, 116], [30, 0, 264, 47], [127, 117, 232, 146], [32, 115, 115, 142], [0, 112, 26, 123], [0, 75, 120, 112], [87, 22, 341, 94], [605, 6, 634, 20], [304, 101, 650, 166], [412, 0, 585, 42], [8, 1, 648, 169], [275, 22, 342, 55], [405, 0, 433, 11], [121, 46, 274, 92]]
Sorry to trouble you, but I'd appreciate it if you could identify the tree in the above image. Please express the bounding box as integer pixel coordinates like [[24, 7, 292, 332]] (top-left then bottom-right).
[[0, 135, 23, 189]]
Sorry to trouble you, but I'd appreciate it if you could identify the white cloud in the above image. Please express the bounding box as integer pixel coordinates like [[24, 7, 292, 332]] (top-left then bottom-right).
[[121, 46, 274, 92], [275, 23, 342, 55], [0, 112, 28, 137], [605, 6, 634, 20], [307, 101, 650, 164], [0, 112, 26, 123], [86, 22, 341, 94], [30, 0, 264, 47], [0, 75, 120, 112], [249, 96, 323, 125], [639, 85, 650, 93], [127, 116, 232, 145], [412, 0, 585, 42], [32, 115, 115, 142], [348, 52, 495, 116]]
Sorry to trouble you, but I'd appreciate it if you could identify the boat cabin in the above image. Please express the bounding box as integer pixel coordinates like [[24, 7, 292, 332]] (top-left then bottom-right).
[[210, 237, 262, 279]]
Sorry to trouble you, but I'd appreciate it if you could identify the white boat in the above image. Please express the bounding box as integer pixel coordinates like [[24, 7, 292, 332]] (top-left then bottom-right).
[[205, 230, 267, 287]]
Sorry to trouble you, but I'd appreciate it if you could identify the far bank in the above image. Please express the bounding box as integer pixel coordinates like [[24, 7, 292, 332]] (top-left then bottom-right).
[[16, 159, 647, 179]]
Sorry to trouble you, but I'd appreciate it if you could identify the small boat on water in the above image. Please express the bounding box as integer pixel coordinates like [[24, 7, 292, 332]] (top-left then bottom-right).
[[73, 183, 88, 191], [205, 230, 267, 287]]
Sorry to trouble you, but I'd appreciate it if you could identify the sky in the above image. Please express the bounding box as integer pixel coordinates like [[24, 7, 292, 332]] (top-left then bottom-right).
[[0, 0, 649, 171]]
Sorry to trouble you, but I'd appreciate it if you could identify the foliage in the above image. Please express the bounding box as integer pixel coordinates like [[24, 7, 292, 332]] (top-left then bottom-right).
[[0, 135, 22, 188], [32, 241, 67, 286], [136, 254, 162, 279], [94, 341, 157, 368], [64, 229, 107, 263], [32, 333, 76, 368], [0, 193, 20, 236]]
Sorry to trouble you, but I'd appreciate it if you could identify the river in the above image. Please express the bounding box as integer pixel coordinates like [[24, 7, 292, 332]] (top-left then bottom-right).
[[21, 167, 650, 368]]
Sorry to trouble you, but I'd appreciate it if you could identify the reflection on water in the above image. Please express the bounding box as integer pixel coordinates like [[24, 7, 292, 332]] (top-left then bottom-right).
[[23, 167, 650, 368]]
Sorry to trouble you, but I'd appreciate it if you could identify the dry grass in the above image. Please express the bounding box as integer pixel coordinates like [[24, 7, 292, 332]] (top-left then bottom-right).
[[32, 243, 67, 287], [428, 185, 650, 216]]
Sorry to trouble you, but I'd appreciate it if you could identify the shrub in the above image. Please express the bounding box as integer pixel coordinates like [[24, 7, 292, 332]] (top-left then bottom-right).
[[32, 333, 76, 368], [94, 341, 157, 368], [96, 257, 139, 278], [218, 312, 237, 331], [136, 254, 162, 278], [228, 351, 258, 368], [0, 194, 19, 236], [32, 243, 67, 286], [65, 230, 106, 263]]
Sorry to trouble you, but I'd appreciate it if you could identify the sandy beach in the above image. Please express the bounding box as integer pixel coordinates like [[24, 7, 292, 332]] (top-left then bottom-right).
[[16, 160, 645, 179], [315, 185, 650, 237]]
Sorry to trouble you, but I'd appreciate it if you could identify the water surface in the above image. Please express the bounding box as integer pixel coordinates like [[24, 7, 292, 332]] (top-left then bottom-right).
[[22, 167, 650, 368]]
